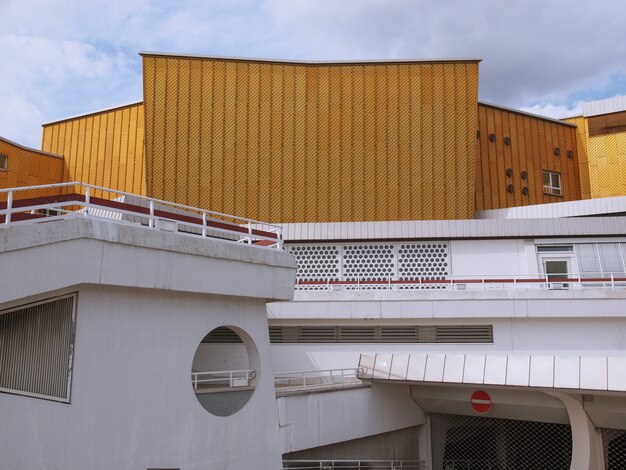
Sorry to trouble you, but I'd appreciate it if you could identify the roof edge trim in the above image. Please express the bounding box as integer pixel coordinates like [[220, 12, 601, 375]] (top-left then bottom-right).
[[139, 51, 482, 65], [478, 101, 577, 127], [42, 101, 144, 127], [0, 135, 63, 159]]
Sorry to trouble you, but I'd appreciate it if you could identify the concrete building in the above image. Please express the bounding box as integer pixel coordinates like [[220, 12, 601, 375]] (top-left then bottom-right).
[[1, 53, 626, 469]]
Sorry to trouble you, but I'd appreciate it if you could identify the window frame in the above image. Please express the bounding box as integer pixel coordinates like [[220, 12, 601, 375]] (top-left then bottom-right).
[[0, 154, 7, 171], [542, 170, 562, 196]]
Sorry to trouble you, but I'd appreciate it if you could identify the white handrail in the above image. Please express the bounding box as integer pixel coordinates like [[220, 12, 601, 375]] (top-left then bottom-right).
[[191, 369, 256, 390], [294, 272, 626, 291], [274, 368, 363, 390], [0, 183, 283, 249]]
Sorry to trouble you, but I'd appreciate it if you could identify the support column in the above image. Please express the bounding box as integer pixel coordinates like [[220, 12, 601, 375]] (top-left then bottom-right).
[[545, 391, 604, 470]]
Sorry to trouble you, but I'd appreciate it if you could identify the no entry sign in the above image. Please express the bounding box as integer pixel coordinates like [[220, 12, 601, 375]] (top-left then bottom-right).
[[471, 390, 492, 414]]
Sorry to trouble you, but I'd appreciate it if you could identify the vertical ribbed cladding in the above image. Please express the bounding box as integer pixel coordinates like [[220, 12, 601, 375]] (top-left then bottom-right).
[[0, 137, 64, 201], [0, 294, 76, 402], [141, 54, 480, 223], [565, 114, 626, 199], [476, 104, 581, 211], [41, 103, 146, 199]]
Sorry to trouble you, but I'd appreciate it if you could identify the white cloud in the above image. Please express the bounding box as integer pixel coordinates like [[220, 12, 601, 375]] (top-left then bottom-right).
[[520, 102, 583, 120], [0, 0, 625, 147], [0, 34, 137, 147]]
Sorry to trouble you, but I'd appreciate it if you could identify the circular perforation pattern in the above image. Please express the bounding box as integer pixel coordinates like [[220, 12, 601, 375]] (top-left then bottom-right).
[[287, 245, 340, 281], [342, 244, 395, 280], [398, 243, 449, 281]]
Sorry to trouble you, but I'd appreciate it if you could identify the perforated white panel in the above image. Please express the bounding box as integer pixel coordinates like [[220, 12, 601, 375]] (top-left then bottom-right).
[[399, 243, 450, 280], [343, 244, 395, 280], [288, 241, 450, 286], [286, 245, 340, 281]]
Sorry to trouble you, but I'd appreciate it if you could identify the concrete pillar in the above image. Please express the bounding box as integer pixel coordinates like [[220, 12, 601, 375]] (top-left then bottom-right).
[[546, 391, 605, 470]]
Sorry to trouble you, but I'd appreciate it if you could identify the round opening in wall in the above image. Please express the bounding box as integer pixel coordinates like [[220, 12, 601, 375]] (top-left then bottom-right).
[[504, 136, 511, 146], [520, 171, 528, 180], [554, 147, 561, 156], [567, 150, 574, 159], [505, 168, 513, 177], [488, 133, 496, 143], [191, 326, 258, 417], [506, 184, 514, 193], [522, 187, 529, 196]]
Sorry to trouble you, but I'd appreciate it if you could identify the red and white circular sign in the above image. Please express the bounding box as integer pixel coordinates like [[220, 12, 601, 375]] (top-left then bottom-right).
[[471, 390, 492, 414]]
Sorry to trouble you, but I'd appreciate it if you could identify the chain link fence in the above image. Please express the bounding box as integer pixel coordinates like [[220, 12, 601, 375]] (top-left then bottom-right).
[[602, 428, 626, 469], [430, 414, 572, 470]]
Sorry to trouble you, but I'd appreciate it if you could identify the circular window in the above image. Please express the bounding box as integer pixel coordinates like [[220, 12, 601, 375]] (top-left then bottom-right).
[[190, 326, 258, 416]]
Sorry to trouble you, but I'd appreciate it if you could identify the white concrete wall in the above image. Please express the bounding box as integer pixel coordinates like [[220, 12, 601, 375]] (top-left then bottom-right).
[[192, 344, 250, 372], [270, 316, 626, 373], [449, 239, 539, 277], [277, 383, 425, 454], [0, 285, 283, 470]]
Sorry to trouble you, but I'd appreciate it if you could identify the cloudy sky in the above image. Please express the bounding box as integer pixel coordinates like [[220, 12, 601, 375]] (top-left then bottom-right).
[[1, 0, 625, 148]]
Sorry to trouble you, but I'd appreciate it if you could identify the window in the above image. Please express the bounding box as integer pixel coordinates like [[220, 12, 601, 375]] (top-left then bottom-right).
[[542, 170, 561, 196], [0, 154, 7, 171], [0, 294, 76, 402]]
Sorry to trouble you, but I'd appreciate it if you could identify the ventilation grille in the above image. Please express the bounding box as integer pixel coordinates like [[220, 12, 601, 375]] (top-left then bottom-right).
[[201, 327, 243, 343], [0, 294, 76, 402], [431, 413, 572, 470], [269, 325, 493, 344], [287, 242, 450, 282]]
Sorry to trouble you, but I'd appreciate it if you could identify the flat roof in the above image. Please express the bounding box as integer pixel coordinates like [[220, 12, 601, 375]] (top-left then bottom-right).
[[277, 216, 626, 242], [42, 101, 143, 127], [476, 195, 626, 219], [582, 95, 626, 117], [0, 135, 63, 159], [139, 51, 482, 65]]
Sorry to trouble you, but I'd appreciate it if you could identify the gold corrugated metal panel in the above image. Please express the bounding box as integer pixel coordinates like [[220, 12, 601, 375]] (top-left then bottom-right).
[[41, 103, 145, 199], [142, 55, 479, 222], [476, 104, 581, 210], [0, 137, 64, 201], [565, 115, 626, 200], [586, 130, 626, 198]]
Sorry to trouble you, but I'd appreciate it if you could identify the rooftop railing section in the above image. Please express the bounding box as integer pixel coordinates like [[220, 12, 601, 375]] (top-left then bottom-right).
[[274, 368, 364, 392], [0, 182, 283, 250], [294, 274, 626, 291]]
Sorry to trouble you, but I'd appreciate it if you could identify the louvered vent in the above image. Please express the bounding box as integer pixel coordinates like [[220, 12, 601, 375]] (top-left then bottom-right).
[[269, 325, 493, 344], [201, 326, 243, 343], [0, 294, 76, 402]]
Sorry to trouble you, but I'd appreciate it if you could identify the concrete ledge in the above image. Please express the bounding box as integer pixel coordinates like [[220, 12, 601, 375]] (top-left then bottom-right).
[[0, 218, 296, 304]]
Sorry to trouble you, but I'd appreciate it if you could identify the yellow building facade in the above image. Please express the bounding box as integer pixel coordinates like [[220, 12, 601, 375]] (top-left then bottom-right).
[[41, 102, 146, 199], [565, 97, 626, 199], [11, 53, 603, 222], [0, 136, 64, 201], [476, 103, 580, 211]]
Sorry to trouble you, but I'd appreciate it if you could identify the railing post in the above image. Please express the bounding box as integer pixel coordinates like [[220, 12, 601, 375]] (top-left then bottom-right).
[[247, 221, 252, 245], [202, 212, 207, 238], [611, 273, 615, 289], [84, 187, 90, 216], [277, 227, 283, 250], [149, 200, 155, 228], [5, 190, 12, 226]]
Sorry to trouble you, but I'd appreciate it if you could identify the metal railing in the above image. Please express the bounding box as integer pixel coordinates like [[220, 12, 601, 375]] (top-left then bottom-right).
[[283, 460, 426, 469], [294, 273, 626, 291], [274, 368, 364, 390], [0, 182, 283, 249], [191, 369, 256, 390]]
